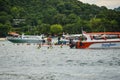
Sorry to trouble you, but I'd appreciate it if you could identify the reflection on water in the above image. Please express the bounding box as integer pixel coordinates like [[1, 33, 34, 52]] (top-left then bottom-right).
[[0, 41, 120, 80]]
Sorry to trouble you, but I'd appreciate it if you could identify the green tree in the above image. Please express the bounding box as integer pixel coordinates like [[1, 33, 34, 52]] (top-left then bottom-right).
[[11, 6, 25, 18], [53, 13, 66, 25], [50, 24, 63, 34], [89, 18, 103, 32], [109, 20, 119, 31], [0, 23, 11, 37], [0, 0, 10, 13], [64, 24, 74, 34], [0, 0, 120, 37], [66, 13, 78, 23], [37, 23, 50, 34]]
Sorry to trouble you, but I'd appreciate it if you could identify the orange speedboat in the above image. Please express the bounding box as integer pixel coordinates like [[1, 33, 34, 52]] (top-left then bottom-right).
[[71, 32, 120, 49]]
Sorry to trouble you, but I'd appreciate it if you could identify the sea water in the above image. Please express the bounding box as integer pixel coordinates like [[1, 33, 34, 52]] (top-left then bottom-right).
[[0, 41, 120, 80]]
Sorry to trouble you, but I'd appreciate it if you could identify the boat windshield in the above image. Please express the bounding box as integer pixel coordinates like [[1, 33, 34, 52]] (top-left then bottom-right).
[[90, 34, 120, 40]]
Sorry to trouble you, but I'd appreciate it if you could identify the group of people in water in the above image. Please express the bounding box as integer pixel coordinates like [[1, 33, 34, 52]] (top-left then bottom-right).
[[38, 35, 68, 49], [38, 35, 52, 48], [38, 35, 81, 49]]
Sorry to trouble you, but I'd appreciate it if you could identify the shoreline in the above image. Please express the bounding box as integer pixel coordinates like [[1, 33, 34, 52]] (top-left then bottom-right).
[[0, 38, 6, 41]]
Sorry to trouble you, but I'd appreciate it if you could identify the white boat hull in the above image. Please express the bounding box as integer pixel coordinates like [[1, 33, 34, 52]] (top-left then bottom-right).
[[74, 31, 120, 49], [89, 42, 120, 49], [7, 38, 43, 43], [7, 34, 44, 43]]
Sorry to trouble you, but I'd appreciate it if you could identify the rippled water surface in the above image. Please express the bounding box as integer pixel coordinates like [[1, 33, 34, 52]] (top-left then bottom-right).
[[0, 41, 120, 80]]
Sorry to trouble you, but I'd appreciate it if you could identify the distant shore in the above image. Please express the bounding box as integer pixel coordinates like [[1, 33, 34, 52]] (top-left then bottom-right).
[[0, 38, 6, 41]]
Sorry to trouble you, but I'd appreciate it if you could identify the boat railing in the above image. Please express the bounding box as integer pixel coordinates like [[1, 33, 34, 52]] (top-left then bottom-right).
[[82, 33, 120, 41]]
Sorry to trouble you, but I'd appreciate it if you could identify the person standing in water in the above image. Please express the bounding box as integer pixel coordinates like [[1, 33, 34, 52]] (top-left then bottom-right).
[[47, 35, 52, 48], [58, 36, 61, 45], [42, 37, 45, 45]]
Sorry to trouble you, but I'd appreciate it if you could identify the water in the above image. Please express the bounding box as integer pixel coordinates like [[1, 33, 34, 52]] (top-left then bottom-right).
[[0, 41, 120, 80]]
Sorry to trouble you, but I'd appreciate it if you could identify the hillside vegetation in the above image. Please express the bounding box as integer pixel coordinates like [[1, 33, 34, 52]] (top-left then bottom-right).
[[0, 0, 120, 37]]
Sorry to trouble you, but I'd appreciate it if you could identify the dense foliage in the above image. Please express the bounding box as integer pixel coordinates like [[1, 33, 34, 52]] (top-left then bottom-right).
[[0, 0, 120, 37], [114, 7, 120, 11], [50, 24, 63, 34]]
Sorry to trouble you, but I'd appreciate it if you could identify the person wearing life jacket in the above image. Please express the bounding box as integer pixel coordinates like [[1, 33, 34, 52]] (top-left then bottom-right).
[[76, 38, 83, 48], [42, 37, 45, 45], [58, 36, 61, 45]]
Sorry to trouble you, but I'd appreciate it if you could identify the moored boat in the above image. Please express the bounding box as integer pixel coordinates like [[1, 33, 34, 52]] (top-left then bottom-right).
[[70, 32, 120, 49], [7, 33, 44, 43]]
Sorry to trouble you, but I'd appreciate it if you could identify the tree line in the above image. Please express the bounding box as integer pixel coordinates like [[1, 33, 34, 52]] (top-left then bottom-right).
[[0, 0, 120, 37]]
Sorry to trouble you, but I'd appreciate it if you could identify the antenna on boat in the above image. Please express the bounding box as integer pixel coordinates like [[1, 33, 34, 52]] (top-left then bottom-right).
[[81, 27, 85, 40], [81, 27, 86, 34]]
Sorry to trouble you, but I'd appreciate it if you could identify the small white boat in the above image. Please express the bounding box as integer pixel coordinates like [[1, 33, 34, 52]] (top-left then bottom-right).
[[70, 32, 120, 49], [7, 33, 44, 43]]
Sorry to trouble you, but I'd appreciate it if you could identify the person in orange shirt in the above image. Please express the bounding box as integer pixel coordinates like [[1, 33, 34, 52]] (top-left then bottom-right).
[[47, 36, 52, 48]]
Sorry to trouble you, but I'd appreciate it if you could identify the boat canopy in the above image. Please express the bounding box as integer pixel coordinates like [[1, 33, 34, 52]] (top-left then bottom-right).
[[8, 32, 20, 36]]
